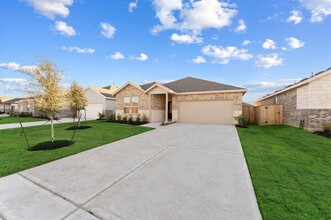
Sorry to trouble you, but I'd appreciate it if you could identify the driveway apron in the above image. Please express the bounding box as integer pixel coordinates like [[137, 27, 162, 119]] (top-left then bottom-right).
[[0, 123, 261, 220]]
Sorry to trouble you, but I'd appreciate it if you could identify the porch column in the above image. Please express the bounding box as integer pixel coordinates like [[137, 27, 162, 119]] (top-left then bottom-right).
[[149, 93, 151, 122], [165, 92, 168, 123]]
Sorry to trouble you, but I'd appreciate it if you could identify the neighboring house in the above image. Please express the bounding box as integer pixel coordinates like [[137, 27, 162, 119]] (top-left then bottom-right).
[[0, 97, 14, 113], [255, 67, 331, 131], [1, 98, 25, 113], [113, 77, 246, 124], [85, 85, 118, 119]]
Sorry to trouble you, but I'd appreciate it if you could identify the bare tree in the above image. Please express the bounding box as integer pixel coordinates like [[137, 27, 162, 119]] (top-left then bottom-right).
[[24, 60, 64, 143]]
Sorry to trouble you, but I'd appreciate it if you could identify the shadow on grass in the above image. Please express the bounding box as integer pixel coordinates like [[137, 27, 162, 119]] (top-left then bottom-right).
[[313, 131, 331, 138], [65, 126, 92, 130], [28, 140, 74, 151]]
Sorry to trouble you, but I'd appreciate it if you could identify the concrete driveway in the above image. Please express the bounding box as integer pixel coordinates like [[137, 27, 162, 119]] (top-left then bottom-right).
[[0, 123, 261, 220]]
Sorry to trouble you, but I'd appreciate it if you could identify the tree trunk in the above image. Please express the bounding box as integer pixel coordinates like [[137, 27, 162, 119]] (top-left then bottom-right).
[[50, 116, 54, 142], [78, 111, 81, 127]]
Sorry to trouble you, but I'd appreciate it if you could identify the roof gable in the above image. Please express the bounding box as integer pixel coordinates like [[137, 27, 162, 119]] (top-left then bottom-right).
[[112, 82, 144, 96]]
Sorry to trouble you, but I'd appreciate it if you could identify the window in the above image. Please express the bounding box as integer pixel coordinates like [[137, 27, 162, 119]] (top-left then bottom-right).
[[123, 96, 139, 114], [124, 97, 130, 113], [131, 97, 139, 114]]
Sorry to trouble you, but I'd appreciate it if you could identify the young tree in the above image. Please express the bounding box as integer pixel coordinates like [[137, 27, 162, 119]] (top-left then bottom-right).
[[24, 60, 64, 143], [67, 81, 87, 126]]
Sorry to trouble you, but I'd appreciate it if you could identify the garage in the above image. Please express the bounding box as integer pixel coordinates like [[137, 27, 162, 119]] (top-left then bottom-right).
[[85, 104, 103, 119], [178, 100, 234, 124]]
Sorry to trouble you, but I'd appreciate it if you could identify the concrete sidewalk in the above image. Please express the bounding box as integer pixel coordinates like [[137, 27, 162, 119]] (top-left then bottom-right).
[[0, 118, 94, 130], [0, 123, 261, 220]]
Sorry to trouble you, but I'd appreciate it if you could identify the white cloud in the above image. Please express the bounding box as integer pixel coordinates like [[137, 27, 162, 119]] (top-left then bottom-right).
[[262, 39, 277, 49], [300, 0, 331, 22], [0, 78, 30, 94], [132, 53, 148, 61], [192, 56, 206, 64], [100, 22, 116, 39], [286, 10, 303, 24], [129, 1, 138, 13], [54, 21, 76, 36], [0, 78, 29, 86], [23, 0, 74, 19], [0, 62, 36, 73], [234, 19, 246, 32], [243, 78, 301, 102], [170, 33, 203, 44], [242, 40, 251, 46], [109, 52, 125, 60], [286, 37, 305, 49], [255, 53, 283, 68], [202, 45, 253, 64], [61, 46, 95, 54], [152, 0, 237, 34]]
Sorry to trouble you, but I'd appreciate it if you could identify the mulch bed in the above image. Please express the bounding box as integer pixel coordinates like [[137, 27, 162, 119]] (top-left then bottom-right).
[[235, 124, 250, 128], [313, 131, 331, 138], [28, 140, 74, 151], [66, 126, 92, 130]]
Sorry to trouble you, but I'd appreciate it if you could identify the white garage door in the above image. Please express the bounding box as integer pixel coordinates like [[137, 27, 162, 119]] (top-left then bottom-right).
[[178, 100, 234, 124], [85, 104, 103, 119]]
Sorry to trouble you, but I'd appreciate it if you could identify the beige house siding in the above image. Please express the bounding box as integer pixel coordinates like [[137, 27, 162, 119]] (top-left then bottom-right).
[[297, 74, 331, 109]]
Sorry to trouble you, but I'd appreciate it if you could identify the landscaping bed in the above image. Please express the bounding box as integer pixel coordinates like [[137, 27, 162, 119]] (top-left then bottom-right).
[[237, 125, 331, 220], [0, 120, 152, 177]]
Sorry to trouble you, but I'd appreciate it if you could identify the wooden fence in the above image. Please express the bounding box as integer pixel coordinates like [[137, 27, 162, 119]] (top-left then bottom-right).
[[242, 104, 283, 125]]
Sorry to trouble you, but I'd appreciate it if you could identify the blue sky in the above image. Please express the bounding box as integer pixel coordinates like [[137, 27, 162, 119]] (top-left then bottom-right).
[[0, 0, 330, 103]]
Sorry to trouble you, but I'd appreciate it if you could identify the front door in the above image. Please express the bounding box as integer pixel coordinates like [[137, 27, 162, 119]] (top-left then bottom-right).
[[168, 101, 172, 120]]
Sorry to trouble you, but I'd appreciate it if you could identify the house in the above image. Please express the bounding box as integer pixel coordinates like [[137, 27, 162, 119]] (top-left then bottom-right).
[[255, 67, 331, 131], [85, 85, 118, 119], [113, 77, 246, 124], [0, 97, 14, 113], [1, 98, 25, 113]]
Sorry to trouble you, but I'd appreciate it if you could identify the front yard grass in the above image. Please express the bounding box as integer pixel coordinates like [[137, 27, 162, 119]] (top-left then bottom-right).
[[237, 125, 331, 220], [0, 120, 152, 177], [0, 116, 45, 124]]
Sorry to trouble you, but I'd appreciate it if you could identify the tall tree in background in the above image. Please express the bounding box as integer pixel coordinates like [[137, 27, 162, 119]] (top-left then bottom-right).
[[24, 60, 64, 143], [67, 81, 87, 125]]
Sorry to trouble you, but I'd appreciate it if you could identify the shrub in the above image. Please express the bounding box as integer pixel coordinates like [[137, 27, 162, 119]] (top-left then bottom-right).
[[142, 114, 148, 123], [105, 113, 116, 122], [19, 112, 33, 117], [116, 114, 122, 122], [128, 115, 133, 124], [9, 110, 17, 117], [234, 114, 248, 126], [135, 114, 141, 124], [322, 122, 331, 133], [98, 112, 105, 120], [122, 115, 128, 123]]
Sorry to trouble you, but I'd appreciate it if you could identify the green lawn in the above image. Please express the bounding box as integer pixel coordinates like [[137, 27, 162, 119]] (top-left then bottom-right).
[[0, 116, 45, 124], [0, 121, 152, 177], [237, 125, 331, 220]]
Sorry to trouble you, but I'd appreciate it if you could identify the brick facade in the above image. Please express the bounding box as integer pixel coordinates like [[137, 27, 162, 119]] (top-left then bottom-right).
[[173, 92, 242, 112], [256, 88, 331, 131]]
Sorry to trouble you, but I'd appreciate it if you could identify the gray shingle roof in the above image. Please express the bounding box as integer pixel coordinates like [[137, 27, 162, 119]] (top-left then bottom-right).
[[140, 82, 157, 90], [162, 77, 245, 93], [100, 93, 115, 98], [1, 98, 25, 104]]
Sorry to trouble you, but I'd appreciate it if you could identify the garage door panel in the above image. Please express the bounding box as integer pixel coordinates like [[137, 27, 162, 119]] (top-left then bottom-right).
[[178, 100, 233, 124], [85, 104, 103, 119]]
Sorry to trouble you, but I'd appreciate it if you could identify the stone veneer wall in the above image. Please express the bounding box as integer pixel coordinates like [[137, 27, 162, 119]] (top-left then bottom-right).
[[255, 88, 331, 131]]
